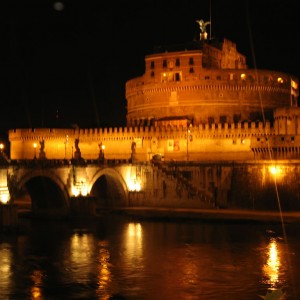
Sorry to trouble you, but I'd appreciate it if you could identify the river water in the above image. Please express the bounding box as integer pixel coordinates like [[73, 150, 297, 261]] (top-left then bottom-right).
[[1, 214, 300, 300]]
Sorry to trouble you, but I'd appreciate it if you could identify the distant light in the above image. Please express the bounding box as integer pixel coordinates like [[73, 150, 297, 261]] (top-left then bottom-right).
[[53, 1, 64, 11], [241, 73, 246, 80], [277, 77, 284, 84]]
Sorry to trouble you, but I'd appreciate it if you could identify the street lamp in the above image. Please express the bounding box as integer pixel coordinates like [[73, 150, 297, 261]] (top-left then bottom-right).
[[33, 143, 37, 159]]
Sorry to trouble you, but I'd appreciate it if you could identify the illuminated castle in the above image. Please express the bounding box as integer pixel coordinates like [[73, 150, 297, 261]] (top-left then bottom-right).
[[8, 21, 299, 162]]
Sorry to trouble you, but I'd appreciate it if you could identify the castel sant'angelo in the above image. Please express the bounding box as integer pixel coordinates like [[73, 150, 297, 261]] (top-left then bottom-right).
[[8, 20, 299, 162]]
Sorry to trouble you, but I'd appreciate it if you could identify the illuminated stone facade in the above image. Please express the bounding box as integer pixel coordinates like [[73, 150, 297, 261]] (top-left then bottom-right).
[[126, 38, 297, 127]]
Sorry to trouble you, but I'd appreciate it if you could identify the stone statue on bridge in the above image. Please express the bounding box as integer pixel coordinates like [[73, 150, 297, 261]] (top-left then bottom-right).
[[74, 138, 82, 160], [131, 141, 136, 163], [39, 139, 46, 159], [98, 142, 105, 163]]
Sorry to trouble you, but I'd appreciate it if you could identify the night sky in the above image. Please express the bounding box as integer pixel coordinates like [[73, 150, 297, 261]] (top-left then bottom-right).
[[0, 0, 299, 140]]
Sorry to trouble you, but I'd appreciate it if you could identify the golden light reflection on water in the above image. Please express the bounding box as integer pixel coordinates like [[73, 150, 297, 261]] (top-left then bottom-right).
[[263, 238, 281, 287], [124, 222, 143, 262], [70, 233, 93, 264], [127, 223, 142, 246], [30, 270, 43, 299], [0, 245, 12, 293], [97, 241, 112, 299]]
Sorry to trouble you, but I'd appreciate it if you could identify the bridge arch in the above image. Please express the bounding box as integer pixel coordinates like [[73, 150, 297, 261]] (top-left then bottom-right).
[[89, 168, 128, 207], [17, 169, 70, 216]]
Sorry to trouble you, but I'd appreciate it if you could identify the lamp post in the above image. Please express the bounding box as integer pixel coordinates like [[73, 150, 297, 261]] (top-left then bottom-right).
[[33, 143, 37, 159]]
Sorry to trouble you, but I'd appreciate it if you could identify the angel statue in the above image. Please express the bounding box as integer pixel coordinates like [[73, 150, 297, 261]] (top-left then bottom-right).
[[196, 19, 210, 33]]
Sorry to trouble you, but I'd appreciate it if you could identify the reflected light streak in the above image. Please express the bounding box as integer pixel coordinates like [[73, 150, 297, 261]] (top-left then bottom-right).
[[69, 233, 94, 283], [97, 244, 112, 298], [70, 233, 92, 263], [0, 245, 12, 293], [30, 270, 43, 299], [124, 223, 143, 260], [263, 239, 281, 286]]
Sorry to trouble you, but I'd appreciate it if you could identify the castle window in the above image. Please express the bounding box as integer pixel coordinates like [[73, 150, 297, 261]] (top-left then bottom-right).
[[163, 60, 167, 68], [175, 58, 180, 66], [281, 137, 285, 141], [291, 136, 295, 142], [208, 117, 214, 124], [150, 61, 155, 69], [174, 72, 181, 82], [189, 57, 194, 65], [189, 67, 194, 73], [151, 71, 154, 77], [205, 76, 210, 80], [229, 73, 234, 80], [217, 75, 221, 80], [220, 116, 227, 123], [233, 114, 241, 123]]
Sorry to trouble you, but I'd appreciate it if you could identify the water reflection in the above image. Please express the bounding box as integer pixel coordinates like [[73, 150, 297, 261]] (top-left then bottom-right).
[[68, 232, 95, 281], [30, 269, 44, 299], [264, 238, 281, 286], [97, 241, 111, 299], [1, 218, 300, 299], [0, 243, 12, 297]]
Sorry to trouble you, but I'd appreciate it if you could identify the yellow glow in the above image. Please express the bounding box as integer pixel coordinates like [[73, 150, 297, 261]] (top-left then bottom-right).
[[128, 179, 141, 191], [128, 223, 142, 238], [277, 77, 284, 83], [101, 145, 105, 150], [72, 178, 89, 196], [0, 245, 12, 294], [97, 243, 111, 299], [30, 270, 43, 299], [291, 80, 298, 89], [125, 223, 143, 257], [241, 73, 246, 80], [0, 187, 10, 204], [0, 143, 4, 150], [33, 143, 37, 149], [268, 165, 282, 177], [263, 239, 281, 286]]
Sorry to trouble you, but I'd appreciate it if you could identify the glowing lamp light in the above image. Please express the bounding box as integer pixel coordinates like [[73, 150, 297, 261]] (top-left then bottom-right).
[[0, 187, 10, 204], [277, 77, 284, 84], [241, 73, 246, 80], [268, 165, 282, 176], [71, 179, 89, 197], [128, 179, 141, 192]]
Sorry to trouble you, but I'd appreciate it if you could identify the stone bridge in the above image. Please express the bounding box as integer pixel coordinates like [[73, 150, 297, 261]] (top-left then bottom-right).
[[1, 159, 300, 217]]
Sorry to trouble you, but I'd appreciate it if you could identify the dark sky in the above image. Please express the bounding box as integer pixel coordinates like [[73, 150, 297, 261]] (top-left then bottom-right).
[[0, 0, 299, 139]]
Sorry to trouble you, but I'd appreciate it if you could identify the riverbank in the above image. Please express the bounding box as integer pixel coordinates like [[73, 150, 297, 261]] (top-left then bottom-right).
[[16, 206, 300, 224], [105, 207, 300, 223]]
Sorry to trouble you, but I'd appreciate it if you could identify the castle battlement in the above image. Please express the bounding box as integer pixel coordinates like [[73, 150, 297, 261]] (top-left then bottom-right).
[[9, 120, 273, 141]]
